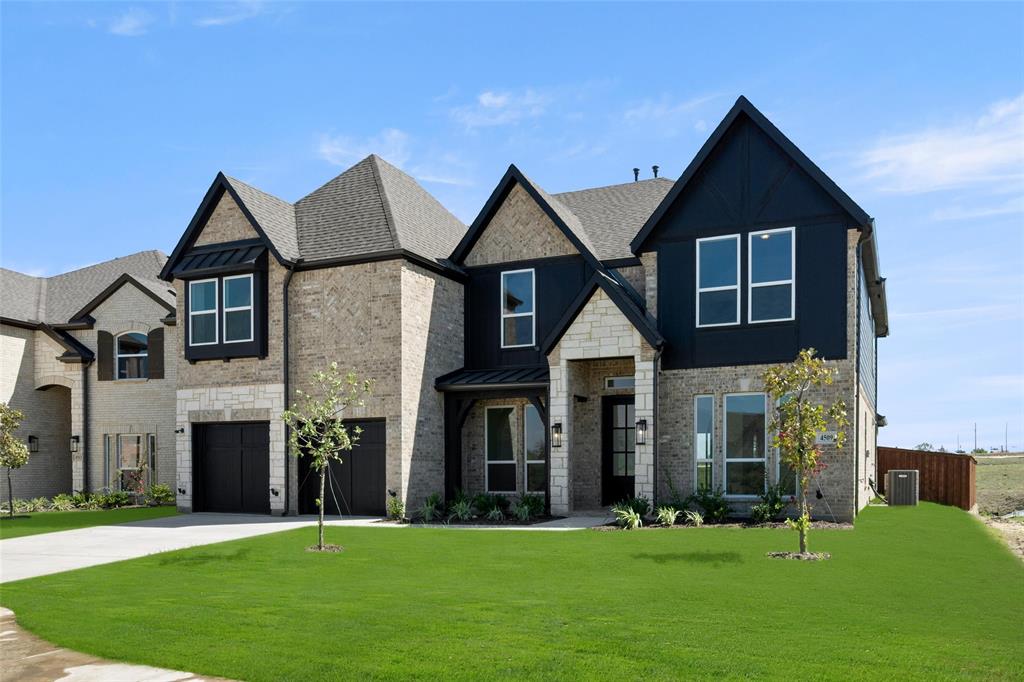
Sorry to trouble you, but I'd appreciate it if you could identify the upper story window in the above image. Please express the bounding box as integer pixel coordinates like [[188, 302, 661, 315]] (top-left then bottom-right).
[[116, 332, 148, 379], [188, 279, 218, 346], [749, 227, 795, 323], [223, 274, 254, 343], [696, 235, 740, 327], [501, 269, 535, 348]]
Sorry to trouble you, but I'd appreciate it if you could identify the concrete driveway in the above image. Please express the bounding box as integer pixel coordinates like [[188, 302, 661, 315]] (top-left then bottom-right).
[[0, 513, 383, 584]]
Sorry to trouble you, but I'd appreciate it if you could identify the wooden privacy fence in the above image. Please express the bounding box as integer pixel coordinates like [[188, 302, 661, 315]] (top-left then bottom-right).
[[877, 447, 976, 511]]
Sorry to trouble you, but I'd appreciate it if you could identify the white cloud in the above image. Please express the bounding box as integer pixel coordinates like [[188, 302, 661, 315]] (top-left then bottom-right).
[[694, 119, 708, 133], [623, 93, 721, 125], [195, 1, 268, 27], [856, 94, 1024, 194], [317, 128, 410, 168], [109, 8, 154, 36], [450, 89, 550, 129]]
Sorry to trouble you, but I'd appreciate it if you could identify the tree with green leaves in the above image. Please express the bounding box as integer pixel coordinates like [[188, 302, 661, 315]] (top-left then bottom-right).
[[763, 349, 849, 555], [281, 363, 373, 551], [1, 403, 31, 518]]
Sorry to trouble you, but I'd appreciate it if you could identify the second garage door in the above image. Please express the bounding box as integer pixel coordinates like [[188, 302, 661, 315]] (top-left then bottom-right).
[[299, 419, 385, 516], [193, 422, 270, 514]]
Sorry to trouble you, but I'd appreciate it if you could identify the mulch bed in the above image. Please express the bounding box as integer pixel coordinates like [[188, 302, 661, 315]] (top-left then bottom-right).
[[766, 551, 831, 561], [306, 544, 345, 553], [593, 520, 852, 531], [376, 516, 564, 527]]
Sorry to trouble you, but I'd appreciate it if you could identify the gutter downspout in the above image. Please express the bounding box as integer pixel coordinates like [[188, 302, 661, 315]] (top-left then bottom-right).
[[282, 259, 303, 515]]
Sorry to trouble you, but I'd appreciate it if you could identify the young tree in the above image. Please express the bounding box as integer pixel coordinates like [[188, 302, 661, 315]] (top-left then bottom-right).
[[763, 349, 848, 555], [281, 363, 373, 551], [0, 403, 31, 518]]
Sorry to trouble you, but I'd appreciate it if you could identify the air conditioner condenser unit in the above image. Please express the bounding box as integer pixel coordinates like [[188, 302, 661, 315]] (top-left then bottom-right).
[[886, 469, 919, 506]]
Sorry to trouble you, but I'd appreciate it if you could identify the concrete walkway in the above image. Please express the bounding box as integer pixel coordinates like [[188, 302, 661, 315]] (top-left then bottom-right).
[[0, 607, 236, 682]]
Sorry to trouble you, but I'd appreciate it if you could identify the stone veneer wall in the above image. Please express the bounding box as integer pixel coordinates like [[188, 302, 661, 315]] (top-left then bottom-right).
[[463, 183, 577, 266], [655, 230, 863, 521], [0, 324, 72, 501]]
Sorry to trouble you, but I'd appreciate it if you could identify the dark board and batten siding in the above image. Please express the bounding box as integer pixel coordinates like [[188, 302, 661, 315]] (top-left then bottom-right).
[[463, 254, 592, 370], [642, 113, 858, 370]]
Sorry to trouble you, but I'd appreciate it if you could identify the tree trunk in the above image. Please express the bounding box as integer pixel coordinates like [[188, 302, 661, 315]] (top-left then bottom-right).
[[6, 468, 13, 518], [798, 453, 808, 554], [318, 469, 326, 550]]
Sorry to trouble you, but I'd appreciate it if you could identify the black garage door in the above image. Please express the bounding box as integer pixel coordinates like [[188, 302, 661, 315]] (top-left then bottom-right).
[[193, 423, 270, 514], [299, 419, 385, 516]]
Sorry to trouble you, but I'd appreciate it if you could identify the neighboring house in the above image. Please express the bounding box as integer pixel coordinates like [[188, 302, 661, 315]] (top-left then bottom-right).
[[0, 252, 178, 502], [162, 96, 886, 521]]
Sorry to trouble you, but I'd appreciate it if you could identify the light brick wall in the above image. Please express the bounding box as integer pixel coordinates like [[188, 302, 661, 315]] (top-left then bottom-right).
[[0, 324, 72, 501], [193, 192, 260, 246], [463, 183, 577, 266], [641, 251, 658, 316], [611, 265, 645, 301], [461, 398, 528, 497]]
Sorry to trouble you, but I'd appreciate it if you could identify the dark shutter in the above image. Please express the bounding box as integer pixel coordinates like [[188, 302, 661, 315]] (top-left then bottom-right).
[[97, 331, 113, 381], [147, 328, 164, 380]]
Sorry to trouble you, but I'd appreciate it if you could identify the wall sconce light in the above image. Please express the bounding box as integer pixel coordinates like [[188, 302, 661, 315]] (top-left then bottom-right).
[[551, 423, 563, 448], [69, 435, 80, 453], [27, 435, 39, 453], [635, 419, 648, 445], [270, 488, 280, 497]]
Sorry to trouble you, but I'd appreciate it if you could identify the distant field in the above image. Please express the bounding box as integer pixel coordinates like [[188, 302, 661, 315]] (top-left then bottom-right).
[[975, 455, 1024, 515]]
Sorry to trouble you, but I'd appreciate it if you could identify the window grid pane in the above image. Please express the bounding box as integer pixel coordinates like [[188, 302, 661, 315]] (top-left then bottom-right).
[[501, 270, 535, 347]]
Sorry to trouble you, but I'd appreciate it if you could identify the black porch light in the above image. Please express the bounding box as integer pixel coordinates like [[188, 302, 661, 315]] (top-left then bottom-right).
[[635, 419, 648, 446], [27, 435, 39, 453], [551, 423, 563, 448], [69, 435, 80, 453]]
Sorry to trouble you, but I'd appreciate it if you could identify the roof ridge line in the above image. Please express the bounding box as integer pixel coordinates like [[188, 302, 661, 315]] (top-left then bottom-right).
[[368, 155, 400, 249], [554, 177, 673, 197]]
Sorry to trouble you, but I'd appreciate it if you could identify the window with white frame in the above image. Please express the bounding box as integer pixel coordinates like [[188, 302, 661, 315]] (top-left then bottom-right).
[[189, 279, 218, 346], [605, 376, 635, 389], [694, 395, 714, 490], [724, 393, 767, 496], [485, 407, 517, 493], [749, 227, 795, 323], [116, 332, 148, 379], [501, 269, 535, 348], [775, 394, 797, 495], [524, 404, 546, 493], [696, 235, 740, 327], [118, 433, 144, 492], [223, 274, 254, 343]]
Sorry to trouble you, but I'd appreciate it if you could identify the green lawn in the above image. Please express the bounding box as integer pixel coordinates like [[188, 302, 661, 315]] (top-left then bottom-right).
[[2, 504, 1021, 681], [0, 506, 177, 539]]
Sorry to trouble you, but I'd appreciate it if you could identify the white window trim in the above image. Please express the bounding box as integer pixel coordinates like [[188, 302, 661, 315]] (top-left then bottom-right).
[[694, 394, 714, 490], [117, 433, 143, 492], [748, 226, 796, 324], [115, 331, 148, 380], [604, 376, 635, 389], [696, 234, 741, 328], [484, 405, 518, 493], [188, 278, 219, 347], [500, 269, 536, 348], [222, 274, 254, 344], [523, 404, 546, 494], [723, 392, 768, 499]]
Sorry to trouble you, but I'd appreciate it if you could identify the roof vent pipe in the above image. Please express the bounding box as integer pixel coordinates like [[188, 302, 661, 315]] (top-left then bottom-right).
[[652, 165, 659, 178], [633, 168, 640, 182]]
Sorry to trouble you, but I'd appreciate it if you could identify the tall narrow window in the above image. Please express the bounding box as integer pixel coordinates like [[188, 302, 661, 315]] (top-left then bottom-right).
[[223, 274, 254, 343], [696, 235, 740, 327], [485, 407, 517, 493], [694, 395, 714, 490], [148, 433, 158, 483], [117, 434, 143, 492], [116, 332, 148, 379], [724, 394, 766, 496], [189, 279, 218, 346], [749, 227, 795, 323], [501, 269, 535, 348], [524, 404, 546, 493]]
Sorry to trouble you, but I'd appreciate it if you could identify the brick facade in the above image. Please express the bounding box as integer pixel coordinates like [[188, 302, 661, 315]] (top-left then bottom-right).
[[463, 183, 577, 266]]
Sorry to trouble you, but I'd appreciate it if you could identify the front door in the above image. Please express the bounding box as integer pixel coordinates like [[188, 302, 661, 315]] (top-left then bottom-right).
[[602, 396, 635, 505]]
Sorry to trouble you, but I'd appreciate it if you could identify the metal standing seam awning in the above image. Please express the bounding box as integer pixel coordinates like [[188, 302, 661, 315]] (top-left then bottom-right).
[[170, 239, 267, 278], [435, 366, 549, 392]]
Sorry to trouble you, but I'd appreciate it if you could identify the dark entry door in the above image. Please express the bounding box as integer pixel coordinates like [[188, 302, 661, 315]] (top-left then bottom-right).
[[602, 396, 635, 505], [299, 419, 386, 516], [193, 423, 270, 514]]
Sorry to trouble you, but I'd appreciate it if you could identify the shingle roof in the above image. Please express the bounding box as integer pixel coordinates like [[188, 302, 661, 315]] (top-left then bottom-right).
[[553, 178, 674, 261], [224, 176, 300, 261], [294, 155, 466, 264], [0, 251, 173, 324]]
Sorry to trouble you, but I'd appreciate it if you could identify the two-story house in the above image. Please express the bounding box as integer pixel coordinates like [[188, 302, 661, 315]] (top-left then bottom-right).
[[162, 96, 886, 522], [0, 252, 178, 502]]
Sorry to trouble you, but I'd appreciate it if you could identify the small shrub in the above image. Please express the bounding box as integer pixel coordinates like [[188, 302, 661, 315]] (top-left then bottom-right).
[[417, 492, 444, 522], [448, 499, 474, 522], [145, 484, 175, 507], [619, 495, 650, 518], [71, 492, 97, 509], [683, 509, 704, 527], [656, 506, 680, 526], [612, 502, 642, 530], [385, 493, 405, 521], [91, 492, 111, 508], [511, 493, 544, 521], [450, 488, 472, 506], [750, 483, 789, 524], [27, 497, 50, 512], [472, 493, 509, 517], [9, 498, 28, 513], [51, 493, 75, 511], [663, 470, 688, 510], [688, 486, 730, 523], [485, 507, 505, 523]]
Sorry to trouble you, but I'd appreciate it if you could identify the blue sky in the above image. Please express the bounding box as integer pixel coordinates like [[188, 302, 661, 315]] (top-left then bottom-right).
[[2, 2, 1022, 451]]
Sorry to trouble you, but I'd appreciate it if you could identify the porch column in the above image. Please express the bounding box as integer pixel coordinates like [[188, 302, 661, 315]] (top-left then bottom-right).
[[633, 352, 656, 502], [69, 377, 86, 491], [547, 351, 571, 515]]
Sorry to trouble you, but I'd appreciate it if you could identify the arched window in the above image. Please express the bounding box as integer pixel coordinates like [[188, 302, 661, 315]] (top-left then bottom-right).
[[116, 332, 148, 379]]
